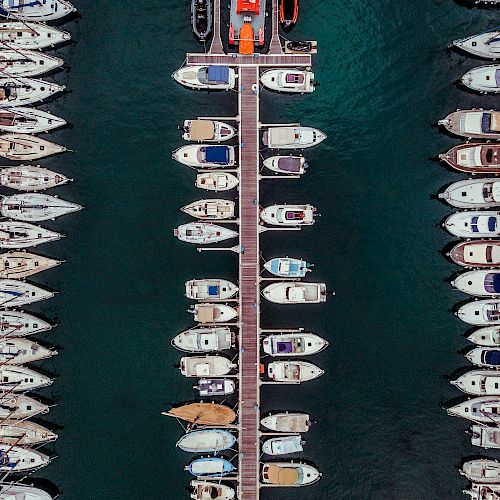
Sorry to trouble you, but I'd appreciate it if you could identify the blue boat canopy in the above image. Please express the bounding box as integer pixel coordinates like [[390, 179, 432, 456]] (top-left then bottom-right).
[[207, 66, 230, 84], [484, 350, 500, 365], [485, 274, 500, 294], [208, 285, 219, 296], [205, 146, 229, 164], [489, 217, 498, 232]]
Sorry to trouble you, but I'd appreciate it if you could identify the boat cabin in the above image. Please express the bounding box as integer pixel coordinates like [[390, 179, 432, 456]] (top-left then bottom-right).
[[199, 66, 230, 85]]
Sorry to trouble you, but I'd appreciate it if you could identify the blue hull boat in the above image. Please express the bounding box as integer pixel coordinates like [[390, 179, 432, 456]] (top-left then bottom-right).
[[186, 457, 235, 477], [264, 257, 312, 277]]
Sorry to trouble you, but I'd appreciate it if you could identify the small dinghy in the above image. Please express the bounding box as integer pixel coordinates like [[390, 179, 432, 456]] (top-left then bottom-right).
[[0, 394, 48, 419], [451, 370, 500, 395], [285, 40, 314, 53], [468, 327, 500, 346], [0, 338, 56, 364], [194, 378, 235, 397], [0, 221, 61, 249], [173, 65, 236, 91], [0, 22, 70, 50], [263, 155, 308, 175], [0, 279, 53, 307], [0, 445, 49, 471], [267, 360, 324, 383], [260, 204, 317, 226], [261, 462, 321, 486], [0, 251, 60, 279], [196, 172, 238, 191], [0, 165, 69, 192], [0, 134, 65, 161], [185, 279, 238, 301], [177, 429, 235, 453], [467, 347, 500, 367], [439, 143, 500, 174], [261, 412, 312, 433], [189, 303, 238, 323], [179, 355, 236, 377], [458, 300, 500, 325], [263, 332, 328, 356], [262, 282, 327, 304], [453, 30, 500, 59], [0, 310, 51, 337], [181, 199, 235, 220], [448, 240, 500, 268], [191, 0, 212, 42], [461, 65, 500, 94], [262, 126, 326, 149], [0, 420, 57, 445], [461, 459, 500, 483], [463, 483, 500, 499], [186, 457, 234, 478], [182, 119, 235, 142], [0, 107, 65, 134], [264, 257, 312, 277], [0, 78, 64, 108], [0, 0, 76, 21], [262, 435, 304, 456], [0, 193, 82, 222], [443, 211, 500, 238], [0, 484, 53, 500], [447, 396, 500, 423], [0, 365, 52, 392], [174, 223, 238, 245], [261, 70, 314, 93], [438, 110, 500, 140], [171, 326, 233, 353], [189, 480, 235, 500], [471, 425, 500, 449], [452, 270, 500, 296], [0, 49, 63, 78], [439, 179, 500, 209], [280, 0, 298, 31], [162, 402, 236, 426], [173, 145, 236, 168]]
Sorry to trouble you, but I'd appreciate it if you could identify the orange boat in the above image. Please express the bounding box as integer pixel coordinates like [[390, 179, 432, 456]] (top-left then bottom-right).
[[239, 23, 254, 54], [162, 402, 236, 426], [280, 0, 298, 32], [229, 0, 264, 47]]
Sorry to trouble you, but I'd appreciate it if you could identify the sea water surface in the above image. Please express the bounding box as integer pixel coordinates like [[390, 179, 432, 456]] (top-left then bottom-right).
[[31, 1, 500, 498]]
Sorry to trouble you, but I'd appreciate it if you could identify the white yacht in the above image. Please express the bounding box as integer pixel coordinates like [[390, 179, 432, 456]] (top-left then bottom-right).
[[194, 378, 235, 397], [176, 429, 235, 453], [189, 480, 235, 500], [461, 65, 500, 93], [447, 396, 500, 423], [0, 420, 57, 446], [0, 445, 49, 471], [452, 370, 500, 395], [262, 126, 326, 149], [0, 394, 48, 419], [173, 65, 236, 90], [179, 355, 236, 377], [261, 412, 312, 433], [260, 69, 315, 93], [457, 300, 500, 325], [181, 199, 235, 220], [448, 240, 500, 268], [264, 257, 312, 278], [189, 303, 238, 323], [471, 425, 500, 449], [0, 279, 53, 307], [0, 49, 63, 77], [174, 223, 237, 244], [452, 270, 500, 296], [260, 204, 317, 226], [196, 172, 239, 191], [453, 30, 500, 59], [0, 310, 51, 337], [438, 110, 500, 140], [0, 221, 62, 248], [0, 22, 70, 50], [263, 155, 308, 175], [182, 119, 236, 142], [261, 462, 321, 486], [185, 279, 238, 300], [267, 360, 324, 383], [0, 165, 70, 191], [463, 483, 500, 500], [466, 347, 500, 368], [0, 365, 52, 392], [0, 107, 66, 134], [0, 0, 75, 21], [443, 212, 500, 238], [0, 77, 64, 107], [468, 327, 500, 346], [0, 483, 53, 500], [262, 282, 327, 304], [439, 179, 500, 209], [0, 252, 61, 279], [0, 134, 66, 161], [0, 338, 56, 364], [171, 326, 234, 353], [461, 459, 500, 483], [262, 435, 304, 456], [263, 332, 328, 356], [173, 145, 236, 168]]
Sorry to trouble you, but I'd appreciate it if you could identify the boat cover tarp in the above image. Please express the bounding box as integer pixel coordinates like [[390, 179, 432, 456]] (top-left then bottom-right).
[[490, 217, 498, 232], [207, 66, 230, 84], [208, 285, 219, 296], [197, 306, 216, 322], [277, 157, 301, 172], [167, 403, 236, 425], [269, 127, 296, 146], [485, 350, 500, 365], [205, 146, 229, 164], [485, 274, 500, 294], [190, 120, 215, 141], [496, 70, 500, 87], [492, 112, 500, 132], [266, 464, 298, 485], [276, 341, 293, 353], [239, 23, 254, 55]]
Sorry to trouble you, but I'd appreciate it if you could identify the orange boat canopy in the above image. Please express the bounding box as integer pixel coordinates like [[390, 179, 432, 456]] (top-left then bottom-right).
[[237, 0, 259, 14], [239, 23, 254, 55]]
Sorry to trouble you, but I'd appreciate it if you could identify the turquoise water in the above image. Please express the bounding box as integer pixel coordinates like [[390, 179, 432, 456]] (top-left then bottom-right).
[[25, 0, 500, 498]]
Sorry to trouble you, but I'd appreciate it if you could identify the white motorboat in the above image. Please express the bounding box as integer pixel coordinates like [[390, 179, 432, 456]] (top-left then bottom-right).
[[438, 110, 500, 140], [447, 396, 500, 423], [189, 303, 238, 323], [0, 0, 76, 21], [0, 420, 56, 445], [461, 459, 500, 483], [0, 193, 82, 222], [0, 394, 48, 419], [452, 270, 500, 296], [468, 327, 500, 346], [0, 221, 62, 248], [0, 107, 65, 134], [181, 199, 235, 220], [0, 134, 66, 161], [0, 165, 70, 191], [439, 179, 500, 209], [0, 78, 64, 107], [174, 223, 237, 244], [182, 120, 236, 142], [443, 211, 500, 238], [0, 279, 53, 307], [194, 378, 235, 397], [461, 65, 500, 94], [449, 240, 500, 268], [261, 462, 321, 486], [176, 429, 235, 453], [180, 355, 236, 377], [0, 483, 53, 500], [173, 145, 236, 168], [263, 332, 328, 356], [264, 257, 312, 278], [260, 69, 315, 93], [173, 65, 236, 90], [0, 251, 61, 279], [463, 483, 500, 499], [451, 370, 500, 395], [260, 204, 317, 226], [453, 30, 500, 59], [439, 143, 500, 174], [196, 172, 239, 191], [457, 300, 500, 325], [263, 155, 308, 175], [0, 338, 56, 364], [262, 282, 327, 304], [189, 480, 235, 500], [0, 445, 49, 471], [186, 457, 234, 478], [262, 126, 326, 149], [0, 22, 70, 50], [171, 326, 234, 353], [262, 435, 304, 456], [261, 412, 312, 433], [471, 425, 500, 449], [0, 49, 63, 77], [0, 310, 51, 337], [185, 279, 238, 301], [267, 360, 324, 383], [0, 365, 52, 392], [466, 347, 500, 368]]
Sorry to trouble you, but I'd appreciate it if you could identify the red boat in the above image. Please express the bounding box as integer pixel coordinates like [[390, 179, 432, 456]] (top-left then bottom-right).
[[280, 0, 298, 32], [439, 142, 500, 173]]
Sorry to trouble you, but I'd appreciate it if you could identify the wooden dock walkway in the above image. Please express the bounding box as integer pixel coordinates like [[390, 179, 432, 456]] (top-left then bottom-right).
[[209, 0, 224, 54]]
